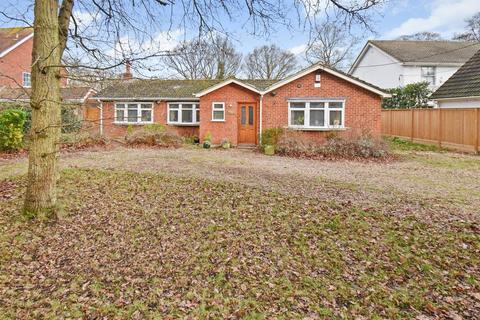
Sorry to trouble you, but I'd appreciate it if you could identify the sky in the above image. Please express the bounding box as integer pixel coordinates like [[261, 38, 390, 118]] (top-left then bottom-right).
[[1, 0, 479, 77]]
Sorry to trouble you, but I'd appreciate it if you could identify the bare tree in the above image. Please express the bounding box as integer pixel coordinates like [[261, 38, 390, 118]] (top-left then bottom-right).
[[164, 35, 241, 79], [0, 0, 387, 218], [243, 45, 297, 80], [397, 32, 443, 41], [305, 20, 359, 69], [453, 12, 480, 42]]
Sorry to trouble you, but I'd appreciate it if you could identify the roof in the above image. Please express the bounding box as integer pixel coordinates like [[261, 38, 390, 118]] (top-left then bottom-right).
[[0, 86, 95, 103], [368, 40, 480, 64], [96, 64, 390, 100], [261, 63, 390, 98], [431, 49, 480, 100], [0, 27, 33, 58]]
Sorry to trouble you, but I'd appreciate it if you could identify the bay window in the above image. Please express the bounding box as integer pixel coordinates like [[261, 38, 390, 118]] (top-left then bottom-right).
[[168, 103, 200, 125], [115, 103, 153, 124], [288, 100, 344, 129]]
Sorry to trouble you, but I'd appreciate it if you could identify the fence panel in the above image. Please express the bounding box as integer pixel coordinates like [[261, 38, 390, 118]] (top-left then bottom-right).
[[382, 108, 479, 153]]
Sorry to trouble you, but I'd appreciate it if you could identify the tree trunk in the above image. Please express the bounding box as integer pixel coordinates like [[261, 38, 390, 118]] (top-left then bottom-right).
[[23, 0, 62, 218]]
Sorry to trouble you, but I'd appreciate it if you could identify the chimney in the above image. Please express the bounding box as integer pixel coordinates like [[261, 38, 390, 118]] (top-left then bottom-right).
[[122, 60, 132, 80]]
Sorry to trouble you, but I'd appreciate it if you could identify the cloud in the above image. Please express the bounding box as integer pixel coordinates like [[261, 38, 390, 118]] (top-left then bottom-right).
[[386, 0, 480, 38], [289, 44, 307, 55], [72, 10, 95, 27], [114, 29, 184, 58]]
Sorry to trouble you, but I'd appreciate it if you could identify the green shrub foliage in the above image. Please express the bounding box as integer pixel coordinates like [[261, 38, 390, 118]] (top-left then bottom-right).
[[382, 82, 432, 109], [0, 108, 27, 151], [260, 127, 284, 148]]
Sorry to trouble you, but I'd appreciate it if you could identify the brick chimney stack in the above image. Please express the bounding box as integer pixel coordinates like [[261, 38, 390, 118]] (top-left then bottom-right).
[[122, 60, 132, 80]]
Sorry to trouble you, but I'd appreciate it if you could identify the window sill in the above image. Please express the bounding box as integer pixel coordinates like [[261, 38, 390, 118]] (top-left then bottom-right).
[[211, 120, 226, 122], [113, 122, 154, 126], [167, 122, 200, 127], [287, 126, 347, 131]]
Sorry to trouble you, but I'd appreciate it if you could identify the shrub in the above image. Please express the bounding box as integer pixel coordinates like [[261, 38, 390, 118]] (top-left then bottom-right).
[[61, 132, 108, 150], [0, 109, 27, 151], [183, 135, 200, 145], [125, 126, 182, 148], [276, 133, 389, 160], [260, 127, 284, 149], [61, 106, 82, 133], [204, 131, 213, 143]]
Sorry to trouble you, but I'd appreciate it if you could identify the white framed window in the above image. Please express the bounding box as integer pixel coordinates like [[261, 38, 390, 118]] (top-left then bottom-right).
[[212, 102, 225, 121], [421, 66, 436, 86], [22, 72, 31, 87], [114, 102, 153, 124], [167, 103, 200, 125], [288, 100, 345, 129]]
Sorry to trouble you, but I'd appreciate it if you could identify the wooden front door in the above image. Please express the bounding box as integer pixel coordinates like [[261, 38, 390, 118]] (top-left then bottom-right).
[[238, 102, 257, 144]]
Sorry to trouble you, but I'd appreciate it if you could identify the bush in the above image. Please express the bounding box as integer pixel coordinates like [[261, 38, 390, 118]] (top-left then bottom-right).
[[260, 127, 284, 149], [61, 106, 82, 133], [382, 82, 432, 109], [125, 125, 182, 148], [0, 109, 27, 151], [61, 132, 108, 150], [276, 133, 389, 160]]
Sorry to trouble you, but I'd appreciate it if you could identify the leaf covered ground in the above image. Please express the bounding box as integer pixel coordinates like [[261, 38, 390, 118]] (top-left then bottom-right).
[[0, 147, 479, 319]]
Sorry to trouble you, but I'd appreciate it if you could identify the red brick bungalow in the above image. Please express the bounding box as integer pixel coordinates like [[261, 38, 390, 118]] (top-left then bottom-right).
[[92, 63, 390, 145]]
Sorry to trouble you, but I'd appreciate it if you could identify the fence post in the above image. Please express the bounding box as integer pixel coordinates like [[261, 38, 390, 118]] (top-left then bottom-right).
[[410, 108, 414, 142], [475, 108, 479, 154], [438, 108, 442, 148]]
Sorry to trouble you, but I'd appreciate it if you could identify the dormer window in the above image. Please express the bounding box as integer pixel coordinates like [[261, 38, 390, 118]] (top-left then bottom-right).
[[22, 72, 31, 87]]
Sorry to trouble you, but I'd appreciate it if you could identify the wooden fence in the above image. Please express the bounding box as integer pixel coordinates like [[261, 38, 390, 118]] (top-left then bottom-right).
[[382, 108, 480, 153]]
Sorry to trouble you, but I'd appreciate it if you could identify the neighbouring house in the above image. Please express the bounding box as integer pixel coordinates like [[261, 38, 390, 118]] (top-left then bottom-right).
[[0, 86, 97, 129], [92, 63, 390, 146], [349, 40, 480, 90], [430, 48, 480, 108], [0, 27, 68, 88]]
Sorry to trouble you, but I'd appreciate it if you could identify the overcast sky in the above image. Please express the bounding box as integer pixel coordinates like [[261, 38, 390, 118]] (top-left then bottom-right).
[[1, 0, 479, 76]]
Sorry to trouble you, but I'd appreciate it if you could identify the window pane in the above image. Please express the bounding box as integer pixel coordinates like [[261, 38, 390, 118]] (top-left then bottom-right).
[[291, 110, 304, 125], [328, 102, 343, 108], [116, 104, 125, 109], [290, 102, 305, 109], [128, 104, 137, 109], [169, 110, 178, 122], [169, 104, 179, 109], [182, 109, 193, 123], [182, 104, 193, 109], [330, 110, 342, 126], [141, 103, 152, 109], [196, 109, 200, 122], [116, 109, 124, 122], [248, 106, 254, 125], [310, 110, 324, 127], [241, 106, 246, 125], [128, 109, 138, 122], [213, 103, 224, 110], [310, 102, 325, 108], [141, 109, 152, 122], [213, 110, 224, 120]]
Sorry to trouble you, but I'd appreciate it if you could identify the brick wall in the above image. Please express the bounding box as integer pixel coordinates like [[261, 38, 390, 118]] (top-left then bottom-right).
[[261, 71, 382, 143], [199, 83, 260, 145], [100, 101, 199, 138], [0, 37, 33, 87], [0, 36, 69, 88]]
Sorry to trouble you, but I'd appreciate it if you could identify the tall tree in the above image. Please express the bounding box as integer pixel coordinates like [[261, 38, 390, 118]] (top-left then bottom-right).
[[0, 0, 387, 218], [23, 0, 73, 217], [453, 12, 480, 42], [165, 36, 241, 79], [305, 20, 358, 69], [243, 44, 297, 80], [397, 32, 442, 41]]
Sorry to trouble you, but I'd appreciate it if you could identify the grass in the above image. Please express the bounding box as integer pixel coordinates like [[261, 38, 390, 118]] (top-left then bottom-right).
[[384, 136, 444, 152], [1, 167, 479, 319]]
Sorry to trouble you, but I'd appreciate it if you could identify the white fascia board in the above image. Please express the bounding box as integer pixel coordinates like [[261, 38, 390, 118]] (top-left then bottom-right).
[[194, 79, 261, 97], [0, 33, 34, 58]]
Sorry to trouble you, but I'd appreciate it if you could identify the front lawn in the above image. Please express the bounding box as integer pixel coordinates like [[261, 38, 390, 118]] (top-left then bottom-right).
[[0, 148, 479, 318]]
